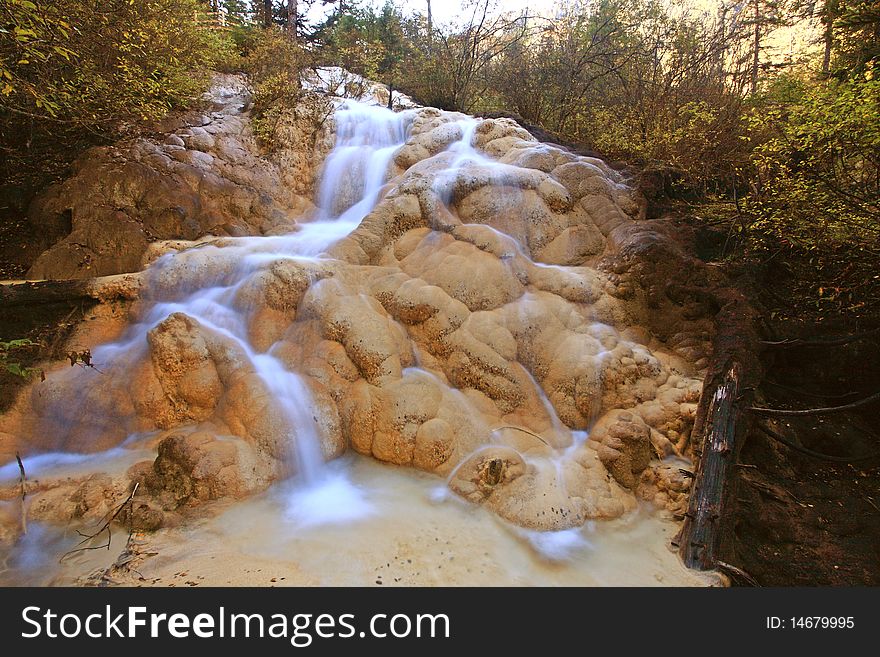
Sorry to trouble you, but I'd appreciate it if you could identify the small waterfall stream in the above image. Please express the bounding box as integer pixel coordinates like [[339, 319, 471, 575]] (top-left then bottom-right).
[[0, 96, 717, 587]]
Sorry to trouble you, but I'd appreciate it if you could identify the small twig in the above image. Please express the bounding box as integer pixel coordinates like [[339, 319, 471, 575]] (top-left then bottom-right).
[[760, 326, 880, 348], [716, 560, 761, 587], [15, 452, 27, 536], [67, 349, 105, 374], [762, 379, 863, 401], [60, 483, 139, 562], [47, 307, 80, 358], [492, 425, 551, 447], [745, 477, 800, 504], [747, 391, 880, 416], [757, 423, 880, 463]]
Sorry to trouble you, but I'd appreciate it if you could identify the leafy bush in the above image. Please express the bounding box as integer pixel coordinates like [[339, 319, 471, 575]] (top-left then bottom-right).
[[242, 26, 314, 146], [0, 339, 38, 378], [0, 0, 234, 198], [745, 73, 880, 314]]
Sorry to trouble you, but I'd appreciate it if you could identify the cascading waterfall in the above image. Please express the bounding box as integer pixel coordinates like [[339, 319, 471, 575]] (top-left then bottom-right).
[[6, 101, 586, 511], [69, 102, 506, 528], [0, 87, 720, 587], [4, 102, 420, 526], [143, 101, 418, 522]]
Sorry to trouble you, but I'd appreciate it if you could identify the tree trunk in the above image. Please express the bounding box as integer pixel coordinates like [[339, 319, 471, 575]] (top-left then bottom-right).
[[427, 0, 433, 45], [288, 0, 298, 37], [751, 0, 760, 94], [679, 364, 742, 569], [263, 0, 273, 28], [821, 0, 838, 74], [387, 82, 394, 109], [674, 285, 763, 571]]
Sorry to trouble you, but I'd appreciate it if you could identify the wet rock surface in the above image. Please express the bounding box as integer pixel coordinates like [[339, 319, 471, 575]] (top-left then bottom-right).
[[1, 82, 723, 537], [27, 74, 332, 280]]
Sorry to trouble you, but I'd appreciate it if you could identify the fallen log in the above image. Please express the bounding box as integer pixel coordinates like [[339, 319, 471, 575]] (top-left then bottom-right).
[[0, 274, 141, 309], [0, 279, 96, 307], [676, 285, 763, 571]]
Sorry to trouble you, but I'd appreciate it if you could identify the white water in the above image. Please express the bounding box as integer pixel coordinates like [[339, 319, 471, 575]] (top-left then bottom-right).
[[0, 102, 420, 527], [7, 101, 516, 530], [0, 99, 721, 587], [3, 100, 601, 522]]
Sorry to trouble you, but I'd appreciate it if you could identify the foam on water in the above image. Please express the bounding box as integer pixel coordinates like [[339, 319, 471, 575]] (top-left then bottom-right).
[[281, 463, 375, 528], [0, 98, 707, 585], [521, 527, 594, 562]]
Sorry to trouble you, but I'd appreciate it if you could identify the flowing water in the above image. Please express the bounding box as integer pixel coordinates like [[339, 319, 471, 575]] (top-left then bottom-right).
[[0, 100, 714, 586]]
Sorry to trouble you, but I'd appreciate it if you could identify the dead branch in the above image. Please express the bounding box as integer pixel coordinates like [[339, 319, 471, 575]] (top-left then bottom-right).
[[492, 425, 551, 447], [716, 560, 760, 587], [60, 483, 139, 562], [762, 379, 862, 401], [747, 391, 880, 416], [67, 348, 104, 374], [15, 452, 26, 536], [757, 422, 880, 463], [760, 326, 880, 348]]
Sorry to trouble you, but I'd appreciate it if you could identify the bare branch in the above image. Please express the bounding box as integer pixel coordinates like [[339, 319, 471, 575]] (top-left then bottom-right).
[[757, 422, 880, 462], [748, 391, 880, 416], [60, 483, 139, 562]]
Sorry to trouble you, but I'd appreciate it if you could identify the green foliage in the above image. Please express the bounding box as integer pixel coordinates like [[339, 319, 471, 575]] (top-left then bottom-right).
[[832, 0, 880, 76], [745, 73, 880, 314], [243, 26, 313, 145], [0, 339, 38, 378], [0, 0, 236, 197], [481, 0, 750, 190], [312, 1, 409, 86], [401, 4, 528, 112]]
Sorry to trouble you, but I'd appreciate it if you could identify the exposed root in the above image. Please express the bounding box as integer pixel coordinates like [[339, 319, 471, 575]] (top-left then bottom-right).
[[761, 327, 880, 349]]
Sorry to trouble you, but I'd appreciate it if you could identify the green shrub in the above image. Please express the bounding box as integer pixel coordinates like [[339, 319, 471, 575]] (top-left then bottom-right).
[[242, 27, 313, 146], [0, 0, 234, 197], [746, 73, 880, 314], [0, 339, 38, 378]]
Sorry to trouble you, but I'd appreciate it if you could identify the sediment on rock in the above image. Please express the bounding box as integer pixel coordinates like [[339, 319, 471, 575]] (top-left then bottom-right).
[[25, 74, 334, 280], [1, 79, 741, 537]]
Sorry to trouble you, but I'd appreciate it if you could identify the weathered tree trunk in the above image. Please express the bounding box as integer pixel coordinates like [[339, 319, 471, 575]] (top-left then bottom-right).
[[288, 0, 298, 38], [751, 0, 761, 94], [427, 0, 433, 45], [675, 287, 763, 571], [679, 364, 742, 568], [263, 0, 273, 28]]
